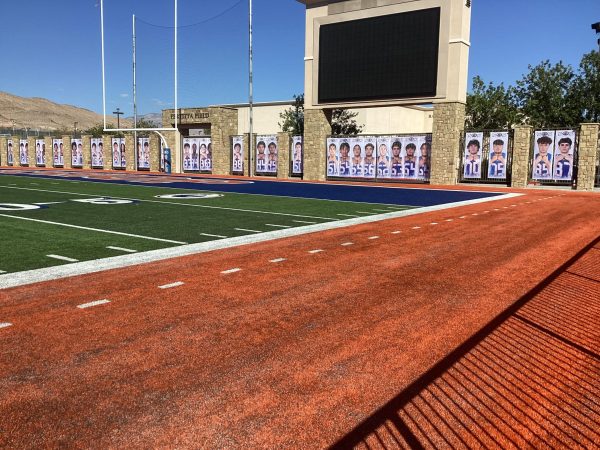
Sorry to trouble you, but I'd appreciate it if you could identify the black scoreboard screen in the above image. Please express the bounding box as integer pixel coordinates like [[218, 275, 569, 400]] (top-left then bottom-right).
[[318, 7, 441, 104]]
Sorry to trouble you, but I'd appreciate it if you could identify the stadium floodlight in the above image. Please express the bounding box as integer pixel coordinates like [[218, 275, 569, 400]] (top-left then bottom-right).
[[100, 0, 178, 134]]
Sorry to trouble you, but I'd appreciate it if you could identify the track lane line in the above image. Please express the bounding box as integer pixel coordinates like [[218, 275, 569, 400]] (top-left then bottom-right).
[[0, 214, 187, 245]]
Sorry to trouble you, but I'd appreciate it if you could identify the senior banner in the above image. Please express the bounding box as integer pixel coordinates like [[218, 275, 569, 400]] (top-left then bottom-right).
[[401, 136, 422, 179], [417, 136, 432, 179], [256, 135, 277, 174], [112, 138, 126, 169], [463, 132, 484, 179], [182, 138, 198, 171], [488, 132, 509, 179], [232, 136, 244, 173], [52, 139, 64, 167], [553, 130, 576, 181], [291, 136, 303, 175], [389, 137, 403, 178], [326, 137, 339, 177], [7, 139, 14, 166], [35, 139, 45, 166], [137, 137, 150, 170], [19, 139, 28, 165], [198, 138, 212, 172], [532, 131, 555, 180], [349, 137, 365, 177], [71, 139, 83, 167], [362, 136, 377, 178], [91, 138, 104, 168], [376, 136, 392, 178]]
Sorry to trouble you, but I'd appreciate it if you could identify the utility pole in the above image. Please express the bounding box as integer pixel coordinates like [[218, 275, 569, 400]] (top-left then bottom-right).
[[248, 0, 254, 177], [593, 22, 600, 51], [113, 108, 123, 129]]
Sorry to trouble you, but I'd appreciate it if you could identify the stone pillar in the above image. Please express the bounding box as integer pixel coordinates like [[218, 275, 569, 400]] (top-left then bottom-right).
[[81, 135, 91, 169], [303, 108, 331, 181], [510, 125, 533, 188], [149, 134, 160, 172], [0, 136, 6, 166], [209, 107, 238, 176], [43, 137, 52, 167], [102, 135, 113, 169], [575, 123, 600, 191], [63, 135, 72, 168], [277, 132, 291, 179], [27, 137, 36, 167], [430, 102, 466, 185], [125, 134, 135, 171]]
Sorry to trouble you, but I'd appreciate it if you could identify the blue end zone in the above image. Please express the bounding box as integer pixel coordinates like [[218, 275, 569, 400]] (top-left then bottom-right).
[[0, 170, 502, 207]]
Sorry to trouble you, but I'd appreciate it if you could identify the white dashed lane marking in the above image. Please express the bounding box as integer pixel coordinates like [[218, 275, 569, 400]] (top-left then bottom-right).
[[412, 226, 421, 230], [0, 322, 12, 329], [269, 258, 287, 263], [106, 246, 137, 253], [368, 236, 380, 240], [430, 222, 438, 225], [445, 219, 453, 222], [158, 281, 185, 289], [200, 233, 228, 238], [47, 254, 79, 263], [235, 228, 262, 234], [221, 268, 241, 274], [391, 231, 401, 234], [77, 299, 111, 309], [341, 242, 354, 246], [308, 249, 324, 254]]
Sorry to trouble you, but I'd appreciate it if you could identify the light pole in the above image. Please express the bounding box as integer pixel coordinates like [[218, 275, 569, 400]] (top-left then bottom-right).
[[593, 22, 600, 51], [112, 108, 123, 129]]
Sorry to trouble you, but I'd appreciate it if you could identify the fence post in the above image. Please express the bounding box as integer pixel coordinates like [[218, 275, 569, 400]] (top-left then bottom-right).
[[430, 102, 465, 185], [510, 125, 532, 188], [576, 123, 600, 191], [303, 109, 332, 181], [277, 132, 291, 179]]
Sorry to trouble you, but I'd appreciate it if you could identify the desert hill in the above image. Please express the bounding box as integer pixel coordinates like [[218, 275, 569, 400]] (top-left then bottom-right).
[[0, 91, 132, 132]]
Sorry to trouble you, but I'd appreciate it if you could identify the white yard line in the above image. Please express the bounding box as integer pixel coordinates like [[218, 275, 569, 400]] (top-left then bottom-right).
[[106, 246, 138, 253], [47, 254, 79, 262], [0, 185, 338, 221], [200, 233, 228, 238], [0, 193, 523, 290], [292, 220, 316, 224], [77, 299, 110, 309], [0, 270, 5, 274], [265, 224, 292, 228], [0, 214, 186, 244], [158, 281, 184, 289], [235, 228, 262, 234], [337, 214, 359, 217]]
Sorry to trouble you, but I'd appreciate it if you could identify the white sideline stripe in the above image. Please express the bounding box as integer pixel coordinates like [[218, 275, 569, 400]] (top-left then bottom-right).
[[77, 299, 110, 309], [292, 220, 316, 224], [33, 202, 65, 205], [368, 236, 380, 240], [341, 242, 354, 246], [0, 322, 12, 329], [159, 281, 184, 289], [47, 254, 79, 262], [200, 233, 228, 238], [235, 228, 262, 233], [107, 246, 137, 253], [308, 249, 323, 254], [0, 214, 186, 245], [0, 186, 337, 221], [265, 224, 292, 228], [221, 268, 241, 274], [269, 258, 287, 263], [0, 193, 523, 290]]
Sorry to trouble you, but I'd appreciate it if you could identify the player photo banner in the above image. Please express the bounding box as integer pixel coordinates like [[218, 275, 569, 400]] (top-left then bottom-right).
[[417, 135, 432, 180], [488, 132, 509, 180], [291, 136, 303, 175], [388, 137, 403, 178], [326, 138, 339, 177], [19, 139, 28, 165], [35, 139, 45, 166], [7, 139, 14, 166], [111, 138, 123, 169], [532, 130, 555, 180], [256, 135, 277, 174], [52, 139, 64, 167], [198, 138, 212, 172], [91, 138, 104, 168], [362, 136, 377, 178], [376, 137, 392, 178], [71, 139, 83, 167], [401, 136, 421, 179], [182, 138, 198, 171], [232, 136, 244, 173], [463, 132, 484, 179], [349, 137, 365, 178], [137, 138, 150, 170], [553, 130, 576, 181]]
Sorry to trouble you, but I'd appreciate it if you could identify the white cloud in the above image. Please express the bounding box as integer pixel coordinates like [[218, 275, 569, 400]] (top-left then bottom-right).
[[120, 93, 129, 98]]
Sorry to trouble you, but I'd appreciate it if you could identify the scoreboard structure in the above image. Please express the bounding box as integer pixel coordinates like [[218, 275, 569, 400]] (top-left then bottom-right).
[[297, 0, 472, 183], [299, 0, 471, 109]]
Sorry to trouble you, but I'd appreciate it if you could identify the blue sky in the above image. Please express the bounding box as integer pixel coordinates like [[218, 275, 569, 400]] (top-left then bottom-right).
[[0, 0, 598, 116]]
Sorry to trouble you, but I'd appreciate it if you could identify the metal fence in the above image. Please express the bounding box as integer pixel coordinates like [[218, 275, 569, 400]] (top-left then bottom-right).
[[458, 130, 513, 185], [325, 133, 432, 184], [528, 128, 578, 187]]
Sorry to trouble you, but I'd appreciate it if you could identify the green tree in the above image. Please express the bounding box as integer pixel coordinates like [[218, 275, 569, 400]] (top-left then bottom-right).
[[466, 76, 520, 129], [278, 94, 304, 135], [84, 123, 117, 137], [572, 50, 600, 123], [513, 60, 578, 128], [331, 108, 363, 135]]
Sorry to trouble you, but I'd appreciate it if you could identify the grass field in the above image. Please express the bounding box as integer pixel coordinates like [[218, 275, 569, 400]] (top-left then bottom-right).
[[0, 173, 416, 273]]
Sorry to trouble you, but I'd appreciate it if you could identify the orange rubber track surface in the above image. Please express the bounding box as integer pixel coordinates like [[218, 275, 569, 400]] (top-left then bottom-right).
[[0, 189, 599, 448]]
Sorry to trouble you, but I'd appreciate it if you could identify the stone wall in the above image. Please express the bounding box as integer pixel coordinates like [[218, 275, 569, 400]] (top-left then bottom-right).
[[576, 123, 600, 191], [303, 109, 332, 181], [209, 107, 238, 176], [430, 102, 465, 185], [510, 125, 533, 188]]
